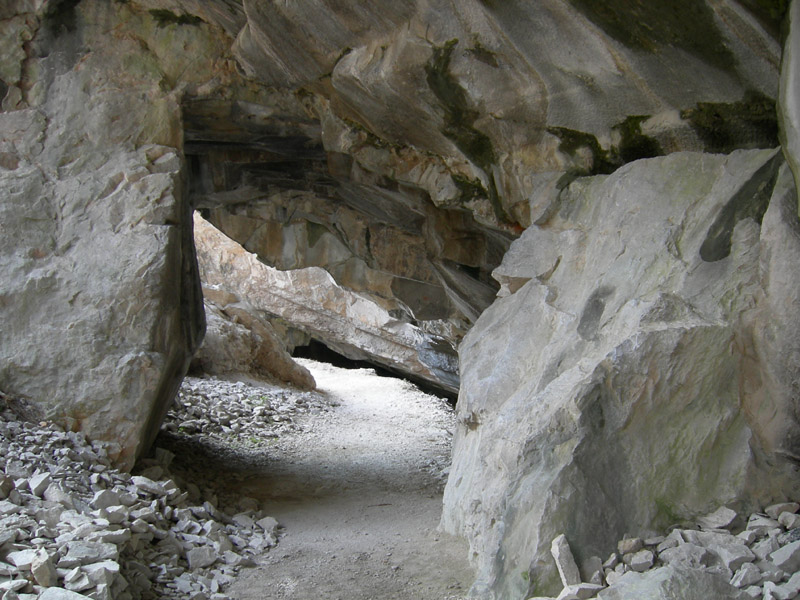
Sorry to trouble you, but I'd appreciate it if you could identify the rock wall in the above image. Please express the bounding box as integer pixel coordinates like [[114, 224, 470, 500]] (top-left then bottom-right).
[[0, 0, 273, 468], [442, 149, 800, 597], [1, 3, 799, 599]]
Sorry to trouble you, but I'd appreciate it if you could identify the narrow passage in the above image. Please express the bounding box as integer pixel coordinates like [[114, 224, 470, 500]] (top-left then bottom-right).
[[215, 360, 473, 600]]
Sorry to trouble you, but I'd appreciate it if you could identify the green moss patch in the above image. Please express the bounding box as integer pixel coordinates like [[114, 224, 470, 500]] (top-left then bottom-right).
[[547, 127, 618, 175], [614, 116, 663, 163], [149, 9, 205, 27], [568, 0, 736, 74], [681, 90, 779, 154], [425, 39, 496, 171], [549, 117, 662, 176]]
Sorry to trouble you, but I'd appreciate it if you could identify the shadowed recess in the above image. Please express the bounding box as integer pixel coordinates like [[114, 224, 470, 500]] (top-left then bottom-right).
[[567, 0, 737, 74]]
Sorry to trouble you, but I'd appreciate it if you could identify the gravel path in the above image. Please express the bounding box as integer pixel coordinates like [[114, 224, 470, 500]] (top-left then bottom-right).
[[164, 359, 474, 600]]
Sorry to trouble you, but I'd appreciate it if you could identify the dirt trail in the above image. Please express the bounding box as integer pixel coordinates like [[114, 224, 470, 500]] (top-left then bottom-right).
[[224, 360, 474, 600]]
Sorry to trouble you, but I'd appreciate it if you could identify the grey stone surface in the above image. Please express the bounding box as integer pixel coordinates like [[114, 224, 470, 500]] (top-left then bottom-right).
[[551, 534, 582, 587], [443, 149, 800, 597]]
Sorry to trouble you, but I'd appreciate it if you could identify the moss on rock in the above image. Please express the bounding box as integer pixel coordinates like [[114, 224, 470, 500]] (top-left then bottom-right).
[[568, 0, 736, 74], [149, 9, 204, 28], [681, 90, 779, 154]]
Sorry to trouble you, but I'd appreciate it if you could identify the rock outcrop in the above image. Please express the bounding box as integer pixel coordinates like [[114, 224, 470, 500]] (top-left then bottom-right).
[[442, 149, 800, 598], [194, 214, 459, 393], [190, 292, 316, 391]]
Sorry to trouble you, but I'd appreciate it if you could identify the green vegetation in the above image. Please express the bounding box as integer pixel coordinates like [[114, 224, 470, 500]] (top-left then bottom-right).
[[452, 174, 489, 203], [467, 41, 499, 68], [149, 9, 204, 27], [426, 40, 513, 224], [547, 126, 618, 175], [425, 39, 496, 171], [681, 90, 779, 154], [614, 116, 663, 164]]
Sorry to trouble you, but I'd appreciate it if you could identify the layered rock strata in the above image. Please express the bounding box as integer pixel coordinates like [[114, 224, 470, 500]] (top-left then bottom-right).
[[194, 213, 460, 393]]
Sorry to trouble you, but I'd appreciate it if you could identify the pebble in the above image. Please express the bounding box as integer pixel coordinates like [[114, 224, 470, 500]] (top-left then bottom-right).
[[542, 500, 800, 600]]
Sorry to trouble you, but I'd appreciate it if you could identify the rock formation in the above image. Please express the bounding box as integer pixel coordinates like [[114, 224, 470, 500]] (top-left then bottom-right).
[[442, 148, 800, 597], [1, 1, 799, 599], [191, 288, 316, 391], [194, 214, 459, 392]]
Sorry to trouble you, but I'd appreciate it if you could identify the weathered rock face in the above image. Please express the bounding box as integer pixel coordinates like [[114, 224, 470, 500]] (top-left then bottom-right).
[[442, 149, 800, 598], [0, 0, 255, 468], [0, 96, 203, 469], [781, 0, 800, 203], [194, 214, 459, 392], [192, 290, 316, 391], [186, 0, 784, 374]]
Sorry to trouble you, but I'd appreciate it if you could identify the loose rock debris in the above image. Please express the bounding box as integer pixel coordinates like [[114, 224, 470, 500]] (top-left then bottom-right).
[[0, 375, 337, 600]]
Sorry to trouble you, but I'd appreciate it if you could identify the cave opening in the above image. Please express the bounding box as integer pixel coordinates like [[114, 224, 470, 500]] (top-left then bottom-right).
[[291, 338, 459, 404]]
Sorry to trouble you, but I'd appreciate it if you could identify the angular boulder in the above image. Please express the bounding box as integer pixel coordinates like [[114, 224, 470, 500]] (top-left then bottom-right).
[[0, 106, 203, 470], [442, 149, 800, 598], [596, 566, 749, 600], [192, 291, 316, 391]]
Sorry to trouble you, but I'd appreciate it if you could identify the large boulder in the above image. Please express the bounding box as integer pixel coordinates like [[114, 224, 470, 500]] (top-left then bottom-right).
[[780, 0, 800, 208], [441, 149, 800, 598], [0, 0, 261, 468]]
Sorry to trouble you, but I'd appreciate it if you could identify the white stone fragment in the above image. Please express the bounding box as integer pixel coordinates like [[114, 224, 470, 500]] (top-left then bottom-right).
[[38, 586, 95, 599], [556, 583, 605, 600], [754, 537, 781, 560], [188, 546, 218, 569], [779, 512, 800, 529], [551, 534, 581, 587], [659, 543, 712, 569], [737, 530, 758, 545], [770, 540, 800, 572], [130, 476, 167, 496], [766, 503, 800, 520], [617, 538, 643, 555], [747, 514, 780, 533], [90, 489, 120, 510], [628, 549, 654, 572], [7, 549, 37, 570], [730, 562, 761, 588], [82, 560, 121, 586], [30, 551, 58, 587], [698, 506, 738, 530], [28, 472, 52, 497], [255, 516, 279, 536], [0, 501, 20, 516]]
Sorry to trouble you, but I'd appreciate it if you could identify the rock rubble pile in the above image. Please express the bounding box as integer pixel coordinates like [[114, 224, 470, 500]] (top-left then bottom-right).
[[0, 374, 332, 600], [538, 504, 800, 600], [162, 376, 330, 448]]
